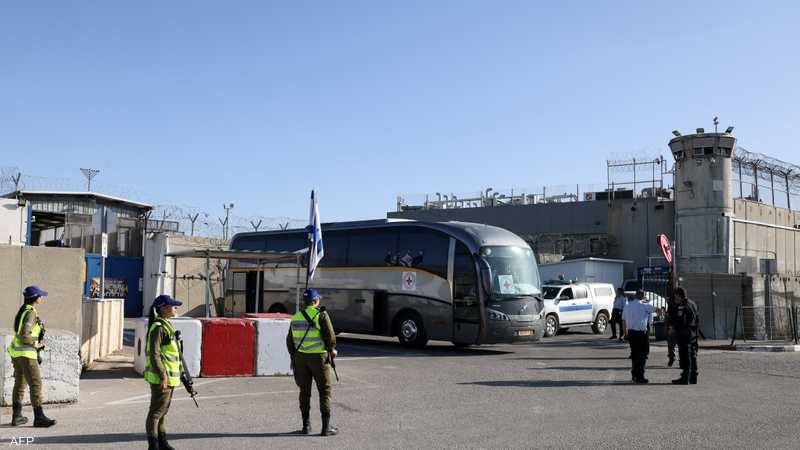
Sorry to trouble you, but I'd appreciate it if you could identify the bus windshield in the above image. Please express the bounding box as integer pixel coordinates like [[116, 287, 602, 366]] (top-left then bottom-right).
[[480, 246, 542, 297]]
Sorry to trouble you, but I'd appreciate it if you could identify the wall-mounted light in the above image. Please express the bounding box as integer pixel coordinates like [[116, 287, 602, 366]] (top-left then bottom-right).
[[725, 126, 734, 133], [672, 130, 681, 137]]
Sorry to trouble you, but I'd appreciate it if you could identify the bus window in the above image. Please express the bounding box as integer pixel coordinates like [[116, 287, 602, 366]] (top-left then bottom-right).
[[346, 229, 398, 267], [265, 233, 306, 252], [453, 242, 477, 300], [396, 230, 449, 278], [232, 235, 266, 251], [319, 232, 348, 267]]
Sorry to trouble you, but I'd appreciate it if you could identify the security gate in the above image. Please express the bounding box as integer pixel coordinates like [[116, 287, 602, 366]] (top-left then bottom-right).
[[640, 269, 671, 322]]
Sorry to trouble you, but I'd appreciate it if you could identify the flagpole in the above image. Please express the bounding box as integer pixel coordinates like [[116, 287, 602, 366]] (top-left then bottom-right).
[[305, 190, 314, 290]]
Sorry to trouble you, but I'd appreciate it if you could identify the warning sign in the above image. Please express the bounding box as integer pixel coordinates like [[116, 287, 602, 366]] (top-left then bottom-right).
[[402, 272, 417, 291], [657, 234, 673, 265]]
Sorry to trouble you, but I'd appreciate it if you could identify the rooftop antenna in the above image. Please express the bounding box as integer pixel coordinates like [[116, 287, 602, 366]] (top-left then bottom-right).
[[80, 168, 100, 192], [713, 116, 719, 133]]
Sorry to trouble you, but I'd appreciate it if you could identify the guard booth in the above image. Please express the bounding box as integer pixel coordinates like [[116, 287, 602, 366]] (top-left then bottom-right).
[[164, 248, 306, 317]]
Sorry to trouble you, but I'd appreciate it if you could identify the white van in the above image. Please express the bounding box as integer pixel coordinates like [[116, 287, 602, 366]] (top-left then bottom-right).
[[540, 282, 615, 337]]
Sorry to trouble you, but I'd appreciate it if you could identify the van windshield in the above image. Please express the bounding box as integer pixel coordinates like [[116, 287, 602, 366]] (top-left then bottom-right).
[[480, 246, 541, 297], [542, 287, 562, 299]]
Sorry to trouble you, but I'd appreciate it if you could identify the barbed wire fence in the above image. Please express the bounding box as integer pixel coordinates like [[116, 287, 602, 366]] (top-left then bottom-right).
[[1, 167, 306, 239]]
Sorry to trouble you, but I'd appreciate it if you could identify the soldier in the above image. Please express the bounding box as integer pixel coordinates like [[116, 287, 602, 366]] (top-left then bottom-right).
[[669, 287, 699, 385], [144, 295, 184, 450], [7, 286, 57, 427], [286, 288, 339, 436], [664, 294, 678, 367]]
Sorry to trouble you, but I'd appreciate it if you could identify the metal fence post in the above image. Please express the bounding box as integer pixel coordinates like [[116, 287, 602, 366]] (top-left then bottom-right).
[[730, 306, 739, 346]]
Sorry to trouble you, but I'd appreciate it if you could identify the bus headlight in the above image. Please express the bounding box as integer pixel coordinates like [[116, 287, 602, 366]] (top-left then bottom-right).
[[487, 308, 511, 321]]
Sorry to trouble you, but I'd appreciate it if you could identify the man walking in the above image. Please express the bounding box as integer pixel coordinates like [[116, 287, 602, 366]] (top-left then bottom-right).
[[623, 290, 655, 384], [669, 287, 699, 385], [609, 288, 627, 341]]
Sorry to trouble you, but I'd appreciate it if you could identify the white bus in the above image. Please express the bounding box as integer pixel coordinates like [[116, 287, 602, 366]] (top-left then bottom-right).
[[228, 219, 545, 347]]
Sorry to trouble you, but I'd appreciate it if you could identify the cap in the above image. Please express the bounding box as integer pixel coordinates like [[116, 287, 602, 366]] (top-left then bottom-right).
[[23, 286, 48, 300], [153, 294, 183, 308], [303, 288, 322, 302]]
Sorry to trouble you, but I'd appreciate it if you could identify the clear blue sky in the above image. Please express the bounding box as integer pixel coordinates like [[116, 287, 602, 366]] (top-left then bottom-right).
[[2, 1, 799, 224]]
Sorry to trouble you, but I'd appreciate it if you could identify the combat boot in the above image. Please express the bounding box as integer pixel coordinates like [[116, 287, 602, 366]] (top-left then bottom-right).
[[671, 375, 689, 385], [300, 412, 311, 435], [147, 435, 160, 450], [33, 407, 56, 427], [689, 374, 698, 385], [158, 432, 176, 450], [320, 413, 338, 436], [11, 402, 28, 426]]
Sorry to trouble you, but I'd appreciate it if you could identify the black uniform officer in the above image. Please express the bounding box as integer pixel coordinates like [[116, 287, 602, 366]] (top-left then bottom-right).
[[664, 295, 678, 367], [669, 287, 699, 384]]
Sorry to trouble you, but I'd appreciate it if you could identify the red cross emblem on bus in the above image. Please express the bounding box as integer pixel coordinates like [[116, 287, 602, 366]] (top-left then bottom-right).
[[405, 274, 414, 287], [503, 279, 512, 290]]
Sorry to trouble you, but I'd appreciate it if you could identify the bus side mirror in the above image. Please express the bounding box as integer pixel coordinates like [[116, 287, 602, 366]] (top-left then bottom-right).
[[477, 258, 492, 295]]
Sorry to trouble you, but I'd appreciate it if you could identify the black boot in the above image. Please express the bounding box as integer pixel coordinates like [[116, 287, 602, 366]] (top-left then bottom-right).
[[147, 435, 160, 450], [11, 402, 28, 426], [158, 433, 176, 450], [689, 374, 698, 385], [300, 412, 311, 435], [672, 375, 689, 385], [320, 413, 338, 436], [33, 407, 56, 427]]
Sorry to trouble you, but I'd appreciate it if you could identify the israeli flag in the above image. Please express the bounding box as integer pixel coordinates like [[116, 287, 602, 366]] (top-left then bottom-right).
[[307, 190, 324, 280]]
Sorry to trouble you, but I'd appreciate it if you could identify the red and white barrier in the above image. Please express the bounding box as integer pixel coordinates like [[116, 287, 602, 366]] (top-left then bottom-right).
[[199, 318, 255, 377], [133, 317, 202, 378], [251, 318, 293, 376]]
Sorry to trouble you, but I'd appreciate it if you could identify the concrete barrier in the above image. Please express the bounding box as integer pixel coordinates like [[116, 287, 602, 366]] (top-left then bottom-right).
[[200, 318, 255, 377], [133, 317, 202, 378], [1, 329, 81, 406], [252, 318, 292, 376], [241, 313, 292, 320], [81, 298, 124, 367]]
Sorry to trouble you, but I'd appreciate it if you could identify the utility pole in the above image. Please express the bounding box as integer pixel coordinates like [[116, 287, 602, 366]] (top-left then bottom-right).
[[80, 168, 100, 191], [221, 203, 234, 240], [188, 213, 200, 237], [250, 219, 263, 231]]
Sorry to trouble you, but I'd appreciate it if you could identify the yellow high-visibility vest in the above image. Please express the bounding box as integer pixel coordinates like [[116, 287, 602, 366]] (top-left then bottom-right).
[[291, 307, 326, 353], [7, 305, 41, 360], [144, 318, 182, 387]]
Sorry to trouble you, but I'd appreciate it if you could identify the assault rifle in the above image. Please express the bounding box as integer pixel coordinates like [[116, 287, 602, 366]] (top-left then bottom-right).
[[174, 330, 199, 408], [37, 320, 46, 365]]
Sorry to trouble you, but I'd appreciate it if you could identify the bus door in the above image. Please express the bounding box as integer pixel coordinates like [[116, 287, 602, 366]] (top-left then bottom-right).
[[453, 242, 480, 343]]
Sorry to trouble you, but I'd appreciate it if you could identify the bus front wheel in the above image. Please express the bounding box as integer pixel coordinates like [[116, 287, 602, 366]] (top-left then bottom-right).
[[396, 312, 428, 348]]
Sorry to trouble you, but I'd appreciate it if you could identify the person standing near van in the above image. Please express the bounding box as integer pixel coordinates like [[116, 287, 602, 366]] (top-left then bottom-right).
[[609, 288, 627, 341], [623, 290, 655, 384], [8, 286, 57, 427]]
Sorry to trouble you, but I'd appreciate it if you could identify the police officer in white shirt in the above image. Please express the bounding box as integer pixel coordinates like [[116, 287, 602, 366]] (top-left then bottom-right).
[[609, 288, 627, 341], [622, 290, 655, 384]]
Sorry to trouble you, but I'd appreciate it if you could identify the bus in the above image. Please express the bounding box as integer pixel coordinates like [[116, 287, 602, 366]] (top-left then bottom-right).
[[227, 219, 545, 347]]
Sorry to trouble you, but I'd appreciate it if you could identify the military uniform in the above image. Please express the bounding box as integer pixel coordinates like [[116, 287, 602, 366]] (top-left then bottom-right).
[[669, 297, 699, 384], [286, 301, 337, 436], [144, 294, 184, 450], [664, 298, 677, 366], [8, 286, 56, 428]]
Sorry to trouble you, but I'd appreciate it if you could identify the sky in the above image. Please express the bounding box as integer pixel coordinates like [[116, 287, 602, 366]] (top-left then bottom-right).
[[2, 1, 799, 228]]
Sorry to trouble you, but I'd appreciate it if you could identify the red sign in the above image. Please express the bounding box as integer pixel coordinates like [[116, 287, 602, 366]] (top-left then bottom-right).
[[657, 234, 673, 264]]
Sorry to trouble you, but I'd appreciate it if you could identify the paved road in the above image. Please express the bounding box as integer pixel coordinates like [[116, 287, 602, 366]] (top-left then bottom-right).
[[3, 330, 799, 449]]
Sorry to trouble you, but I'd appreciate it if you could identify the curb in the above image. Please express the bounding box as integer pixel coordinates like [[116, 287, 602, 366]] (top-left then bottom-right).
[[733, 344, 800, 352]]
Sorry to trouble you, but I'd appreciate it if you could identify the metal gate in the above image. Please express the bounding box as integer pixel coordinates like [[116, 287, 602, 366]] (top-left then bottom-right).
[[641, 271, 671, 322]]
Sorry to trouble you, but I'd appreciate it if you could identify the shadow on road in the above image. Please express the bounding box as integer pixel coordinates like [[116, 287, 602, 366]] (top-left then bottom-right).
[[336, 336, 512, 357], [507, 356, 629, 361], [80, 365, 139, 380], [459, 380, 673, 388], [34, 431, 306, 445], [527, 366, 671, 371]]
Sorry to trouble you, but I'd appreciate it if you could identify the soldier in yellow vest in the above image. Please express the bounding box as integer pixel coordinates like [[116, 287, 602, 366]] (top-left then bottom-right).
[[286, 288, 338, 436], [8, 286, 56, 427], [144, 295, 184, 450]]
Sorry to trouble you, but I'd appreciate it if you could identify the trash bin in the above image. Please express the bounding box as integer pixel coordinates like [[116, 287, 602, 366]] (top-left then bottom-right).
[[653, 321, 666, 341]]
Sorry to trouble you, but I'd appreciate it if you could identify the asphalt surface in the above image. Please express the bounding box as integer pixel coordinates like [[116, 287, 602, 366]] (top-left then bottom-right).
[[2, 329, 800, 449]]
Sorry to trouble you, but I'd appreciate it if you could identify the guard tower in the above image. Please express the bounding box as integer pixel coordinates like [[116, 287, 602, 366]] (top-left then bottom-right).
[[669, 127, 737, 274]]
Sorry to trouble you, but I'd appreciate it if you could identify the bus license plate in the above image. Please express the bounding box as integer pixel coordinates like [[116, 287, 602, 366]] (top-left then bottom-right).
[[517, 329, 533, 337]]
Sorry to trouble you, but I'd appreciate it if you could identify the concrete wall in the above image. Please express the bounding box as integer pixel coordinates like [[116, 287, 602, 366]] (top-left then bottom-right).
[[0, 199, 29, 245], [0, 246, 84, 337], [80, 298, 124, 367], [1, 329, 81, 405], [680, 273, 750, 340], [732, 199, 800, 276], [607, 198, 675, 278]]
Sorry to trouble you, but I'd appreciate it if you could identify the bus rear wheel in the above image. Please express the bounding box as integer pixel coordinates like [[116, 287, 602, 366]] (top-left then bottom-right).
[[396, 312, 428, 348]]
